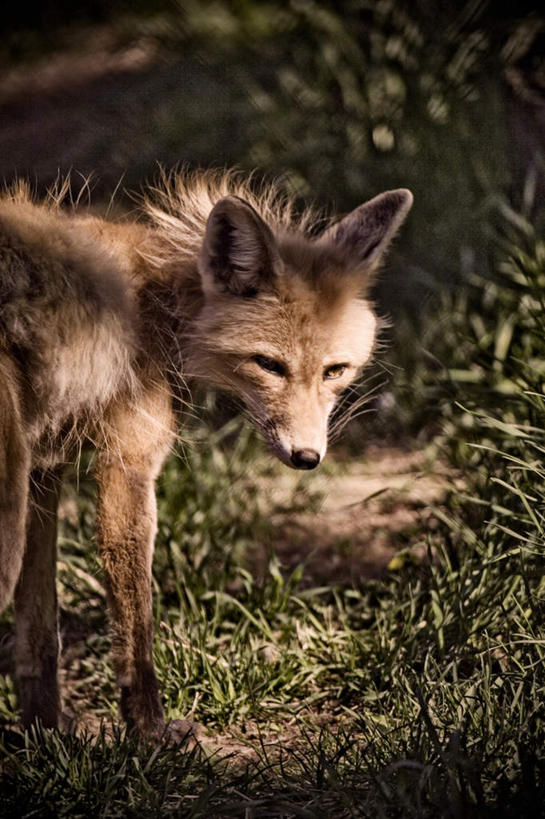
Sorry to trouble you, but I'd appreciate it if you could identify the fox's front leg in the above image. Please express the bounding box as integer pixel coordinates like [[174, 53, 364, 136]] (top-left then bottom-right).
[[0, 359, 30, 615], [15, 468, 63, 729], [96, 384, 174, 738]]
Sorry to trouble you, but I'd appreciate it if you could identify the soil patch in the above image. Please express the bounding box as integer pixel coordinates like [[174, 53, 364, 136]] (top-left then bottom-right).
[[256, 444, 452, 586]]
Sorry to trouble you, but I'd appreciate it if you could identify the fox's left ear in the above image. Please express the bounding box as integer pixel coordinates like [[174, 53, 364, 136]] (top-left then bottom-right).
[[199, 195, 282, 297], [323, 189, 413, 269]]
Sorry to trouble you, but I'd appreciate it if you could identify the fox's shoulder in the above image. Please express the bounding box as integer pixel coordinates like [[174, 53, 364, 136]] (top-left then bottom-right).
[[0, 187, 153, 286]]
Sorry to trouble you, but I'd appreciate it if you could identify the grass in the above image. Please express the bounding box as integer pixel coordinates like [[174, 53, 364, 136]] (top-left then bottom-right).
[[1, 222, 545, 816]]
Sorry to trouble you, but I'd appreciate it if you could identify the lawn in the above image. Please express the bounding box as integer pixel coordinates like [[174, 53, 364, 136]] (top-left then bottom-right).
[[1, 224, 544, 818]]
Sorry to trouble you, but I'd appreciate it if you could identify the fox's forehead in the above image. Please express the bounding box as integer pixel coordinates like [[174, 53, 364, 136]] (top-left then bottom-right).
[[276, 233, 344, 278], [320, 298, 377, 364], [276, 294, 377, 369], [201, 288, 376, 369]]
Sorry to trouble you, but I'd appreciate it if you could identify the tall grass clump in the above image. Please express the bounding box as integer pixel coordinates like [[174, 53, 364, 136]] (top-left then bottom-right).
[[393, 207, 545, 812]]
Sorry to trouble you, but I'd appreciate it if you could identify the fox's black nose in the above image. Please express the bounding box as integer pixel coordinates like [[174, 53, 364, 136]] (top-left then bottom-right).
[[291, 449, 320, 470]]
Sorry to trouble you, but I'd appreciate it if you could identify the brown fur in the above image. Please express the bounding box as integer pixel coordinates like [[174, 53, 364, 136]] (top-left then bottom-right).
[[0, 169, 412, 736]]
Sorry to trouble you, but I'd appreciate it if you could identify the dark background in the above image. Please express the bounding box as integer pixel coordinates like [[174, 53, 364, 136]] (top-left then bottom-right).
[[1, 0, 544, 316]]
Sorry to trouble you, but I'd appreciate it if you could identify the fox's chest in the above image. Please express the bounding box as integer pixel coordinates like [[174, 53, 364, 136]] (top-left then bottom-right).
[[23, 315, 136, 467]]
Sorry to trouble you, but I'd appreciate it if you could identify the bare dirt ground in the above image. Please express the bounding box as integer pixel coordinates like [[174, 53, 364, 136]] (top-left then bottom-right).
[[256, 442, 451, 587], [201, 443, 452, 759]]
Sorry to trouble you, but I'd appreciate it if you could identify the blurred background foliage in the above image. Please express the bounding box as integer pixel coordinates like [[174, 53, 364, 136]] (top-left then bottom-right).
[[1, 0, 544, 319], [2, 6, 545, 813]]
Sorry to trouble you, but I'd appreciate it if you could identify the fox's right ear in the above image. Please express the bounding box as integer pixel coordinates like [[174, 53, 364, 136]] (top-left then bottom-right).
[[199, 196, 282, 297], [322, 189, 413, 271]]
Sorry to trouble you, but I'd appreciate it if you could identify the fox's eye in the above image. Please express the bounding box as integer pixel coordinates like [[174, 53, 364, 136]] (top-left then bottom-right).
[[252, 354, 287, 376], [323, 364, 347, 380]]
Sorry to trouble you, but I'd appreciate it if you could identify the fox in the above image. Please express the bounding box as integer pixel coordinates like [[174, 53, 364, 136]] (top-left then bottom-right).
[[0, 169, 412, 738]]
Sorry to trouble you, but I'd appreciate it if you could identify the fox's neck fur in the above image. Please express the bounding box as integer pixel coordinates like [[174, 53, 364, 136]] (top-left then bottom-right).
[[61, 170, 328, 401], [66, 170, 315, 379]]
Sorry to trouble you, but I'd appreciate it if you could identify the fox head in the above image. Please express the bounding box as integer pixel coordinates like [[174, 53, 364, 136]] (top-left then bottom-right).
[[191, 188, 412, 469]]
